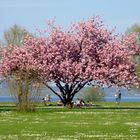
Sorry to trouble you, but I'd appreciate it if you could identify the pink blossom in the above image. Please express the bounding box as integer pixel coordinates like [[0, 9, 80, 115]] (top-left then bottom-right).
[[0, 17, 139, 105]]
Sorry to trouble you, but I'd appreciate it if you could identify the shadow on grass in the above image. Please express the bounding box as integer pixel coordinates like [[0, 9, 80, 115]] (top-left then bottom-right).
[[37, 105, 140, 111], [1, 105, 140, 112], [0, 108, 16, 112], [87, 107, 140, 109]]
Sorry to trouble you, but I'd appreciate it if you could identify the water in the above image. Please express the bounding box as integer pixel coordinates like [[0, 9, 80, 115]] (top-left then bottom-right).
[[1, 96, 140, 102], [0, 96, 59, 102], [0, 96, 17, 102], [0, 83, 140, 102], [105, 97, 140, 102]]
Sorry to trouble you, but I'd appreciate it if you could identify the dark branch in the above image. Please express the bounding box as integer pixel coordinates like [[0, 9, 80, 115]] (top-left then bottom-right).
[[43, 82, 63, 101], [71, 82, 87, 96], [55, 81, 65, 95]]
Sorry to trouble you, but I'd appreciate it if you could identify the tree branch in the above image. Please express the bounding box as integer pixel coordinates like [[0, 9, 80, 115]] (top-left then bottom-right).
[[55, 81, 65, 95], [43, 82, 63, 101], [71, 82, 87, 96]]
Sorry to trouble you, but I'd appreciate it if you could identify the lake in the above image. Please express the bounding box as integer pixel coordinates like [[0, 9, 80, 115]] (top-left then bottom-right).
[[1, 96, 140, 103], [0, 83, 140, 102]]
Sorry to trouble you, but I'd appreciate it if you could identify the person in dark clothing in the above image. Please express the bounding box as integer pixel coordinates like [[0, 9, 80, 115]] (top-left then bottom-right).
[[115, 90, 121, 105]]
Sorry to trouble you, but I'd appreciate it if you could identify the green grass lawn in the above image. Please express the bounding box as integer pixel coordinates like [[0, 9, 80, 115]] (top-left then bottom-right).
[[0, 102, 140, 140]]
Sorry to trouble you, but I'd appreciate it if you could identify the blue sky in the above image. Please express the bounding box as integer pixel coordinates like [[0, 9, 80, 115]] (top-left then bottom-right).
[[0, 0, 140, 38]]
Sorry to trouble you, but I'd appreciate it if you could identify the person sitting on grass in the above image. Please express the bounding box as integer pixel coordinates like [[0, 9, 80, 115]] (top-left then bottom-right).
[[80, 99, 85, 106], [75, 98, 81, 107], [57, 100, 64, 106], [75, 99, 85, 107]]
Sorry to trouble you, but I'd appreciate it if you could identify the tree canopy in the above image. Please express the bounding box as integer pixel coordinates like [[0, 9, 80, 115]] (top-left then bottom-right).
[[0, 18, 140, 106], [3, 24, 31, 47]]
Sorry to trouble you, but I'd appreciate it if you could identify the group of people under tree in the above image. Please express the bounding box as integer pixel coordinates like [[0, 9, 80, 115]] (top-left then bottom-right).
[[42, 94, 87, 107], [57, 98, 85, 107], [75, 98, 85, 107], [43, 89, 122, 107]]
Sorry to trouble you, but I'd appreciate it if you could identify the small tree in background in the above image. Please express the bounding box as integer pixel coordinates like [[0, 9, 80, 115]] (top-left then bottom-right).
[[126, 24, 140, 41], [0, 45, 42, 111], [125, 24, 140, 92], [0, 25, 37, 111], [3, 24, 31, 47], [77, 86, 105, 102]]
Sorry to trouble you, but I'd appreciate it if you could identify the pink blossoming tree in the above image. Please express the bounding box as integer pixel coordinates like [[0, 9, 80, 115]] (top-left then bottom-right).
[[0, 38, 45, 111], [26, 18, 139, 106], [1, 18, 139, 107]]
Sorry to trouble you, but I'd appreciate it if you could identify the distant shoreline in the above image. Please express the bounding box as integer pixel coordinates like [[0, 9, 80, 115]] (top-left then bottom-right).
[[0, 96, 140, 102]]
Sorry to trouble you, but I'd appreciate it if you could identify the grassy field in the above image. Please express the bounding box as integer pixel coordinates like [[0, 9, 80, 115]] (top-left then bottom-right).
[[0, 102, 140, 140]]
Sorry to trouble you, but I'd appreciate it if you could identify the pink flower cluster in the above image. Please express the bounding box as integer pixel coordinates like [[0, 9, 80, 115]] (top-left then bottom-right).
[[0, 18, 139, 88]]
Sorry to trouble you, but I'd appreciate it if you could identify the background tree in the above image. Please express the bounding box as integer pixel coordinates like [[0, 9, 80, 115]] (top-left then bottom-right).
[[0, 45, 42, 111], [3, 24, 31, 47], [77, 86, 105, 102], [0, 25, 37, 111], [126, 24, 140, 41], [125, 24, 140, 92]]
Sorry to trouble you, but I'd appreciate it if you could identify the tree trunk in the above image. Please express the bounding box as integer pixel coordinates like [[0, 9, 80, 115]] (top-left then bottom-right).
[[17, 79, 23, 110], [23, 79, 29, 110], [17, 79, 30, 111], [59, 90, 75, 108], [62, 97, 73, 108], [44, 82, 87, 108]]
